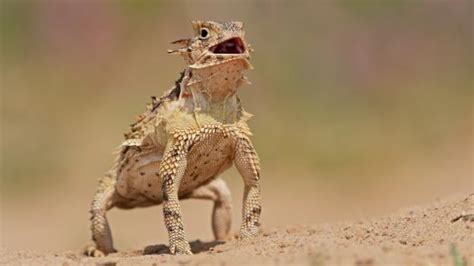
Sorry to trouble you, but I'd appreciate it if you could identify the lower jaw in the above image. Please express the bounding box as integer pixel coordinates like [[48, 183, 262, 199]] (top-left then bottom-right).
[[190, 57, 252, 70]]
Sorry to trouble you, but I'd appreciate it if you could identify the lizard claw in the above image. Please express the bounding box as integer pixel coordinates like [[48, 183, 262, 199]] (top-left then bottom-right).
[[169, 240, 193, 255]]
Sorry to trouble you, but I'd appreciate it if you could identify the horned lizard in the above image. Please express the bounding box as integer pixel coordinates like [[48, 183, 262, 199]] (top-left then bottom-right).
[[86, 21, 261, 256]]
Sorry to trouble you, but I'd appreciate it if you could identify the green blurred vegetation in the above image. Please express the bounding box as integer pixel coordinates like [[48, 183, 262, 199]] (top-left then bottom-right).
[[1, 1, 472, 196]]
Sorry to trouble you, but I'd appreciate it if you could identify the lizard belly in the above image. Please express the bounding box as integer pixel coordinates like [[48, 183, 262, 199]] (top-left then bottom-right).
[[114, 130, 236, 207], [115, 148, 164, 207], [179, 132, 235, 195]]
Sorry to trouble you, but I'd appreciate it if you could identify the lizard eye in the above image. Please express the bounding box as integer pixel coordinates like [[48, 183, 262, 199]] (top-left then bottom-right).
[[199, 28, 209, 40]]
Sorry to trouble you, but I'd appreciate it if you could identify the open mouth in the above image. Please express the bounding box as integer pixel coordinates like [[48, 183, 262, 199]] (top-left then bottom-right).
[[209, 37, 245, 54]]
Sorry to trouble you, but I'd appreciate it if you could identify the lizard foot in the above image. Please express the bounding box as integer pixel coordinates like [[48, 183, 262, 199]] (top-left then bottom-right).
[[169, 240, 193, 255], [239, 227, 259, 240], [84, 245, 117, 257]]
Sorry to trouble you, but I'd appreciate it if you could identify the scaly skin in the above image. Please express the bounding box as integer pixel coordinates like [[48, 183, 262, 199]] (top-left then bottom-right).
[[86, 20, 261, 256]]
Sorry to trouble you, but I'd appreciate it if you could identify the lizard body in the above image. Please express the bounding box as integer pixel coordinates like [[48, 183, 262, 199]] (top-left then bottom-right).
[[86, 20, 261, 256]]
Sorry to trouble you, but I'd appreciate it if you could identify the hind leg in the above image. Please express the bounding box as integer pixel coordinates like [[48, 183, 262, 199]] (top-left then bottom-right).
[[86, 173, 117, 257], [183, 178, 233, 240]]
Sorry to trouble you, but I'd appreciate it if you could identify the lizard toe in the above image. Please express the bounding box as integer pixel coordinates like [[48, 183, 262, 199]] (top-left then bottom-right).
[[84, 246, 105, 257], [84, 245, 117, 257], [170, 240, 193, 255]]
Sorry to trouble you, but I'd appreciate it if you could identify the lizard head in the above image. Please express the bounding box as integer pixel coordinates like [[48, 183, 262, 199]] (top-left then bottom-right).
[[168, 20, 252, 70]]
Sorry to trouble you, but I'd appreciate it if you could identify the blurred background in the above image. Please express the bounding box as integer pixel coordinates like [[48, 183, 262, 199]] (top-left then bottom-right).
[[1, 0, 472, 252]]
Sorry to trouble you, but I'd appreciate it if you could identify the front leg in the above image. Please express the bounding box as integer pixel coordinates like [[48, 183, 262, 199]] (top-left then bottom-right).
[[160, 140, 192, 255], [234, 136, 261, 239]]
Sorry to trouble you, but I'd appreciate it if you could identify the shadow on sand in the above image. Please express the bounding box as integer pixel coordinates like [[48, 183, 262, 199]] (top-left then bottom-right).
[[143, 240, 225, 255]]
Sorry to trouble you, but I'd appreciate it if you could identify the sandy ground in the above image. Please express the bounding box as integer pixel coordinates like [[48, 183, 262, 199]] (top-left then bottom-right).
[[1, 194, 473, 266]]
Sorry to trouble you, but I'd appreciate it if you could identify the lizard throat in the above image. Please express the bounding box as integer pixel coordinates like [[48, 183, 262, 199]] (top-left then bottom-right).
[[187, 59, 248, 103]]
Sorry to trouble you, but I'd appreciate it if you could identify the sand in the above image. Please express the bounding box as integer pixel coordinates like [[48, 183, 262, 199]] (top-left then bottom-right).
[[1, 194, 473, 265]]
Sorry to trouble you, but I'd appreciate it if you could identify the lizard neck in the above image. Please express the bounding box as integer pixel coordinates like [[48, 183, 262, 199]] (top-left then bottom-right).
[[181, 60, 248, 124], [194, 93, 240, 124]]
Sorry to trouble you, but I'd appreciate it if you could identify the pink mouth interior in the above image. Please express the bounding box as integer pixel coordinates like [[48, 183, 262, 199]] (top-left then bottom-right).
[[209, 37, 245, 54]]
